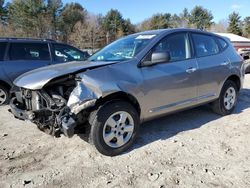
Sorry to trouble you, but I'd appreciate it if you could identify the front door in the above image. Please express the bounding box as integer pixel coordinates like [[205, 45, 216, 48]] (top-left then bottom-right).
[[139, 32, 198, 119]]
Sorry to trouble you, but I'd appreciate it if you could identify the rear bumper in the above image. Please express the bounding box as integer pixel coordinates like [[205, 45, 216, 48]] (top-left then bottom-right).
[[9, 98, 34, 121]]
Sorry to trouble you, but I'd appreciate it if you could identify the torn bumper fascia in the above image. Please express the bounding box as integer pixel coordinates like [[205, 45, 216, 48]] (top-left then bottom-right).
[[9, 98, 35, 121], [67, 80, 102, 115]]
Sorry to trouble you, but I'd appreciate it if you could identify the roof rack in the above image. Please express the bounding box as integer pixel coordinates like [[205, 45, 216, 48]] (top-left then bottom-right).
[[0, 37, 56, 42]]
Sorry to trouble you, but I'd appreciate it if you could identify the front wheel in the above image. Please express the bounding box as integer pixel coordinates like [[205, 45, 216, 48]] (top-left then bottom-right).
[[88, 100, 139, 156], [211, 80, 238, 115]]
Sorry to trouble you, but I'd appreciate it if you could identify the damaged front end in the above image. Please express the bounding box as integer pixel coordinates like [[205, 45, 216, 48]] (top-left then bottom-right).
[[9, 75, 98, 138]]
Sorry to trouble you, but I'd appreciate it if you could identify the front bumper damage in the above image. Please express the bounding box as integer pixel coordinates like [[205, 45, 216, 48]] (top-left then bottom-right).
[[9, 97, 77, 138], [9, 98, 35, 121], [66, 81, 100, 114], [9, 81, 99, 138]]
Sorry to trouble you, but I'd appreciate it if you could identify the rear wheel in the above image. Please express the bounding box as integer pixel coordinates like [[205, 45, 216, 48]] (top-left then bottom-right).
[[0, 85, 9, 105], [211, 80, 238, 115], [88, 100, 139, 156]]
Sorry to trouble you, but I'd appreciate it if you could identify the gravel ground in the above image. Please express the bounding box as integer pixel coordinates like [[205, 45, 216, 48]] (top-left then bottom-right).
[[1, 75, 250, 188]]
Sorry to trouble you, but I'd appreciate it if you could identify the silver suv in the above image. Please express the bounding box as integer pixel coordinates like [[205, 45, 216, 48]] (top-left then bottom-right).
[[9, 29, 244, 156]]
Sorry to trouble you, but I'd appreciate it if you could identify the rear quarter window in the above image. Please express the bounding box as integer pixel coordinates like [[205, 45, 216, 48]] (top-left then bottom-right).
[[217, 37, 228, 50], [0, 42, 7, 61]]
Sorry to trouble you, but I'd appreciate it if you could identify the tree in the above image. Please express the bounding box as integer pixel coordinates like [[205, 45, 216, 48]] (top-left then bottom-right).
[[0, 0, 7, 24], [169, 9, 191, 28], [123, 18, 136, 35], [210, 19, 228, 32], [8, 0, 47, 37], [102, 9, 124, 43], [68, 14, 106, 50], [227, 12, 242, 36], [149, 13, 172, 29], [243, 16, 250, 37], [102, 9, 136, 43], [189, 6, 213, 30], [139, 13, 172, 31], [138, 18, 151, 31], [47, 0, 63, 39], [170, 14, 181, 28], [58, 2, 86, 42], [179, 8, 190, 28]]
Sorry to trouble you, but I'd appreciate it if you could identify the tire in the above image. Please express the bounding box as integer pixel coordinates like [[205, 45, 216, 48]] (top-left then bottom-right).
[[88, 100, 140, 156], [0, 85, 9, 106], [211, 80, 238, 115], [245, 63, 250, 74]]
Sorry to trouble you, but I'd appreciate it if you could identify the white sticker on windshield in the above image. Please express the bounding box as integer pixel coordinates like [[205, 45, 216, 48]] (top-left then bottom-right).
[[136, 35, 156, 39]]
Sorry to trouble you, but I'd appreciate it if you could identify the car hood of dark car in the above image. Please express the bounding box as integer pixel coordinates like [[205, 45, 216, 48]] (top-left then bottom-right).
[[14, 61, 117, 90]]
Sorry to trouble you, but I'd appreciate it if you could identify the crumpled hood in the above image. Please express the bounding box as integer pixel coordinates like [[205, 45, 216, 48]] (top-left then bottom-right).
[[14, 61, 116, 90]]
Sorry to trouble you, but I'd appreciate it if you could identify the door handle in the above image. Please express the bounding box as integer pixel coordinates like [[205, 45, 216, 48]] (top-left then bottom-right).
[[221, 61, 229, 66], [186, 67, 197, 73]]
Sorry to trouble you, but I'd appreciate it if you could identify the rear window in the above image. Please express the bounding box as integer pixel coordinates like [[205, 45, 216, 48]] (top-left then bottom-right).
[[192, 33, 220, 57], [0, 42, 7, 61], [9, 43, 50, 61]]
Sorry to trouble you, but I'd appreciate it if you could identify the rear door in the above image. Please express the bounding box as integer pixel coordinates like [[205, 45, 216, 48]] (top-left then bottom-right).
[[191, 33, 230, 102], [3, 42, 51, 82]]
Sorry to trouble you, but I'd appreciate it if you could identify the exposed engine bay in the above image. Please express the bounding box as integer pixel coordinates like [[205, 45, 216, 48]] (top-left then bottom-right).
[[8, 61, 120, 138], [10, 74, 93, 138]]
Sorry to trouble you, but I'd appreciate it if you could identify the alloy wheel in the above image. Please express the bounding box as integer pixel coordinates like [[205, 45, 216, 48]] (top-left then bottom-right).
[[224, 87, 236, 110], [103, 111, 134, 148], [0, 88, 7, 105]]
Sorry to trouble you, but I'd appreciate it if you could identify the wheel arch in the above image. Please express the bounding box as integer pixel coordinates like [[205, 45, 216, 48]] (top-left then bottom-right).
[[95, 91, 141, 116], [0, 80, 11, 90], [226, 74, 241, 91]]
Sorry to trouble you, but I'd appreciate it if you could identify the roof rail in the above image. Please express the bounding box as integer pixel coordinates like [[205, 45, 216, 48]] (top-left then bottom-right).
[[0, 37, 56, 42]]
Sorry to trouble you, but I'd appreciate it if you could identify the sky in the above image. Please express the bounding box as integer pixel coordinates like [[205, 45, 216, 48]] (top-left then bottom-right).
[[62, 0, 250, 24]]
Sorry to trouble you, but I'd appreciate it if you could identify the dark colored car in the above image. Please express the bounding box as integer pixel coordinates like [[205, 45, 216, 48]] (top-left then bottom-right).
[[0, 38, 90, 105]]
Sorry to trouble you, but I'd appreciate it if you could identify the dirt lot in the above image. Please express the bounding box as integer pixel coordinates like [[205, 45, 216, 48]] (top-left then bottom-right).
[[1, 76, 250, 188]]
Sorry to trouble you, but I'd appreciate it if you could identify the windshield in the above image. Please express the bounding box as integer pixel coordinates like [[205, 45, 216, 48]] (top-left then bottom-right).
[[89, 34, 156, 62]]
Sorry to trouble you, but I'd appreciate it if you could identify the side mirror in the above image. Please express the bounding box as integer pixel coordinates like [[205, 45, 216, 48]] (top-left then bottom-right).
[[151, 52, 170, 64], [141, 51, 170, 67]]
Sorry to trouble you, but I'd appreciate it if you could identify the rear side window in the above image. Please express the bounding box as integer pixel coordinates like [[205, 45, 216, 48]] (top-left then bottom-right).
[[0, 42, 7, 61], [217, 38, 228, 50], [192, 33, 219, 57], [9, 43, 50, 61]]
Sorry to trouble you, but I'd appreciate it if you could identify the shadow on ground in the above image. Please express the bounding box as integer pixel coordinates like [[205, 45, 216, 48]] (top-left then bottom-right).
[[131, 88, 250, 151], [78, 89, 250, 153]]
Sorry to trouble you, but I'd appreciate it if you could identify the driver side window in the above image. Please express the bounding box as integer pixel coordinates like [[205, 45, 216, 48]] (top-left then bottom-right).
[[153, 33, 191, 62]]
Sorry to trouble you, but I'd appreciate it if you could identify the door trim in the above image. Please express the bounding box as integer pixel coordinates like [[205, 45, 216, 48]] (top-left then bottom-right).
[[149, 93, 216, 113]]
